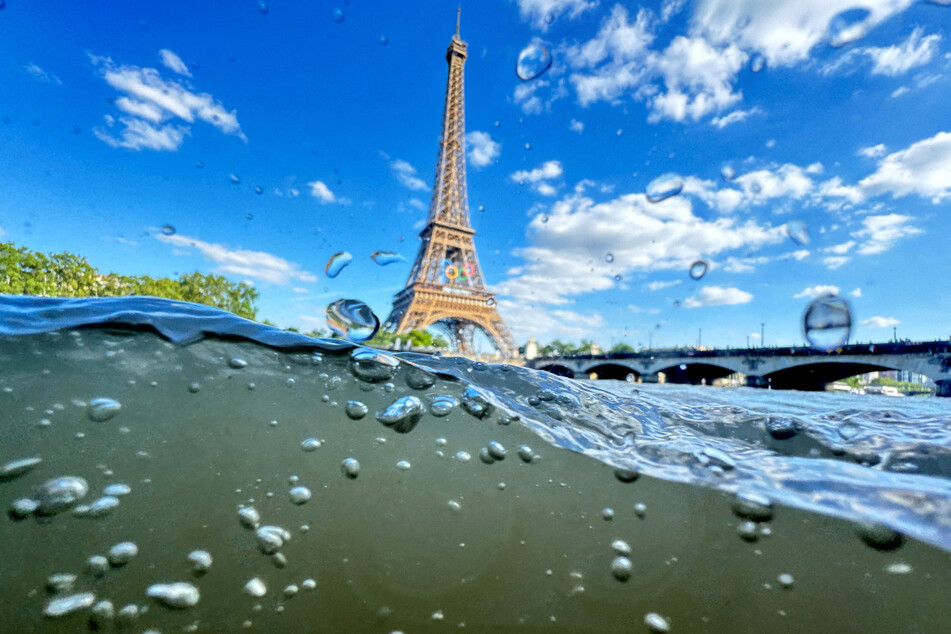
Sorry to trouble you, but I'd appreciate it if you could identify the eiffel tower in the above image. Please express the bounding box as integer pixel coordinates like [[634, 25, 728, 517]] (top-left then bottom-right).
[[383, 10, 516, 358]]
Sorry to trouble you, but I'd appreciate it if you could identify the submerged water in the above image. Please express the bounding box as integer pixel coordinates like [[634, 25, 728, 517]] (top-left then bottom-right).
[[2, 296, 951, 632]]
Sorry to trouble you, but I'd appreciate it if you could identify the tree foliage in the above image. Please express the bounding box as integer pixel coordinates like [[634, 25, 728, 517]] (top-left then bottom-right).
[[364, 328, 449, 349], [0, 242, 259, 320]]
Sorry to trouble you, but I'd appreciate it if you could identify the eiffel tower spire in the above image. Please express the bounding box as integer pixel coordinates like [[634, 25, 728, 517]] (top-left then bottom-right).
[[383, 11, 516, 358]]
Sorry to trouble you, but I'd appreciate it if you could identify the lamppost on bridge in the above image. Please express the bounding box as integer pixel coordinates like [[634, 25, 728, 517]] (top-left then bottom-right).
[[761, 323, 765, 348]]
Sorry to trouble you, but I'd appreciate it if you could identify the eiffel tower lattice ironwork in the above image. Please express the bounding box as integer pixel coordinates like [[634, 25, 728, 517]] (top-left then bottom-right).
[[383, 10, 516, 357]]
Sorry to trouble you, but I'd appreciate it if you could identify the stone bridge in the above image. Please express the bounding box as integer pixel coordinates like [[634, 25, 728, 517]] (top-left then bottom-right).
[[525, 341, 951, 396]]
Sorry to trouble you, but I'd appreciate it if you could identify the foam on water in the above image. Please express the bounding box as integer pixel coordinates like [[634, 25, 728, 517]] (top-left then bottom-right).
[[2, 295, 951, 631]]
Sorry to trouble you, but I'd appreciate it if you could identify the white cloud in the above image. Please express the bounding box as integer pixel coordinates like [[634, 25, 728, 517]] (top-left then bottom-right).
[[565, 6, 654, 106], [0, 226, 5, 236], [646, 280, 681, 291], [693, 0, 915, 68], [861, 316, 900, 328], [891, 86, 910, 98], [308, 180, 337, 204], [710, 107, 762, 129], [648, 36, 747, 123], [156, 233, 316, 285], [498, 298, 603, 341], [90, 53, 244, 151], [628, 304, 661, 314], [159, 49, 191, 76], [793, 285, 840, 300], [389, 159, 428, 191], [823, 240, 855, 255], [514, 77, 549, 114], [93, 116, 189, 151], [515, 0, 597, 30], [569, 119, 584, 133], [850, 287, 862, 297], [805, 162, 824, 175], [851, 214, 922, 255], [858, 143, 887, 158], [466, 131, 501, 168], [511, 160, 563, 195], [683, 285, 753, 308], [859, 131, 951, 202], [24, 63, 62, 85], [495, 190, 784, 305], [863, 28, 941, 76], [722, 255, 769, 273], [822, 256, 850, 270], [789, 250, 811, 261]]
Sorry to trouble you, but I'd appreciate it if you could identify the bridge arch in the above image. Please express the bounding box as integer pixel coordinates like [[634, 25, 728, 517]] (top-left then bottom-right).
[[583, 363, 641, 381], [537, 364, 575, 378], [763, 361, 898, 391], [655, 362, 737, 385]]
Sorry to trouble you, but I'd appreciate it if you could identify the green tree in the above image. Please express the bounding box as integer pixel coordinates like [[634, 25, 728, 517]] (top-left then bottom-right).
[[1, 241, 259, 320], [610, 342, 635, 353]]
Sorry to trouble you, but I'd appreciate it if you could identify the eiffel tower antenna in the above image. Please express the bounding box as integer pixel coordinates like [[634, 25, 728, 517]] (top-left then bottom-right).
[[383, 11, 517, 358]]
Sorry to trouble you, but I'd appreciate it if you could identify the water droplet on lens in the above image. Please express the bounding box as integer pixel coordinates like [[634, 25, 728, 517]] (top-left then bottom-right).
[[731, 491, 774, 522], [0, 456, 41, 481], [803, 295, 852, 351], [750, 54, 765, 72], [254, 185, 263, 195], [614, 468, 639, 483], [188, 550, 212, 573], [326, 298, 379, 342], [827, 7, 872, 47], [289, 486, 311, 504], [229, 174, 241, 184], [720, 165, 736, 181], [644, 612, 671, 633], [238, 506, 261, 529], [325, 251, 353, 278], [516, 42, 552, 81], [371, 251, 405, 266], [646, 173, 684, 202], [749, 181, 762, 194], [341, 458, 361, 479], [688, 260, 708, 280], [301, 438, 322, 452], [161, 224, 176, 236], [379, 35, 388, 46], [611, 556, 632, 581], [195, 161, 204, 169], [107, 541, 138, 566], [244, 578, 267, 597], [430, 395, 457, 417], [344, 400, 368, 420], [376, 396, 424, 433], [45, 593, 96, 618], [460, 387, 493, 419], [486, 297, 497, 307], [478, 204, 485, 211], [349, 349, 400, 382], [605, 253, 614, 263], [737, 521, 759, 542], [88, 397, 121, 422], [857, 522, 904, 551], [332, 7, 345, 22], [35, 476, 89, 515], [405, 368, 435, 390], [147, 582, 200, 608], [786, 220, 810, 245], [86, 555, 109, 577], [257, 1, 268, 15]]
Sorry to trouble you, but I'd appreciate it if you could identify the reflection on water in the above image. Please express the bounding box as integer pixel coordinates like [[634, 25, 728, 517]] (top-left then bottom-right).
[[2, 296, 951, 632]]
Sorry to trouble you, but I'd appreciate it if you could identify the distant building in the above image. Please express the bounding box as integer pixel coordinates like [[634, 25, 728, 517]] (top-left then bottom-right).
[[524, 337, 538, 361]]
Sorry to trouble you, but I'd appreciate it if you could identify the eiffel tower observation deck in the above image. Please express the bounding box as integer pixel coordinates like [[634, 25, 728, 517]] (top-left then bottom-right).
[[383, 10, 517, 358]]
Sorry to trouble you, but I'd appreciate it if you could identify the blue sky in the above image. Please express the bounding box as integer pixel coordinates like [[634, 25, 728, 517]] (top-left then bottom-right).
[[2, 0, 950, 350]]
